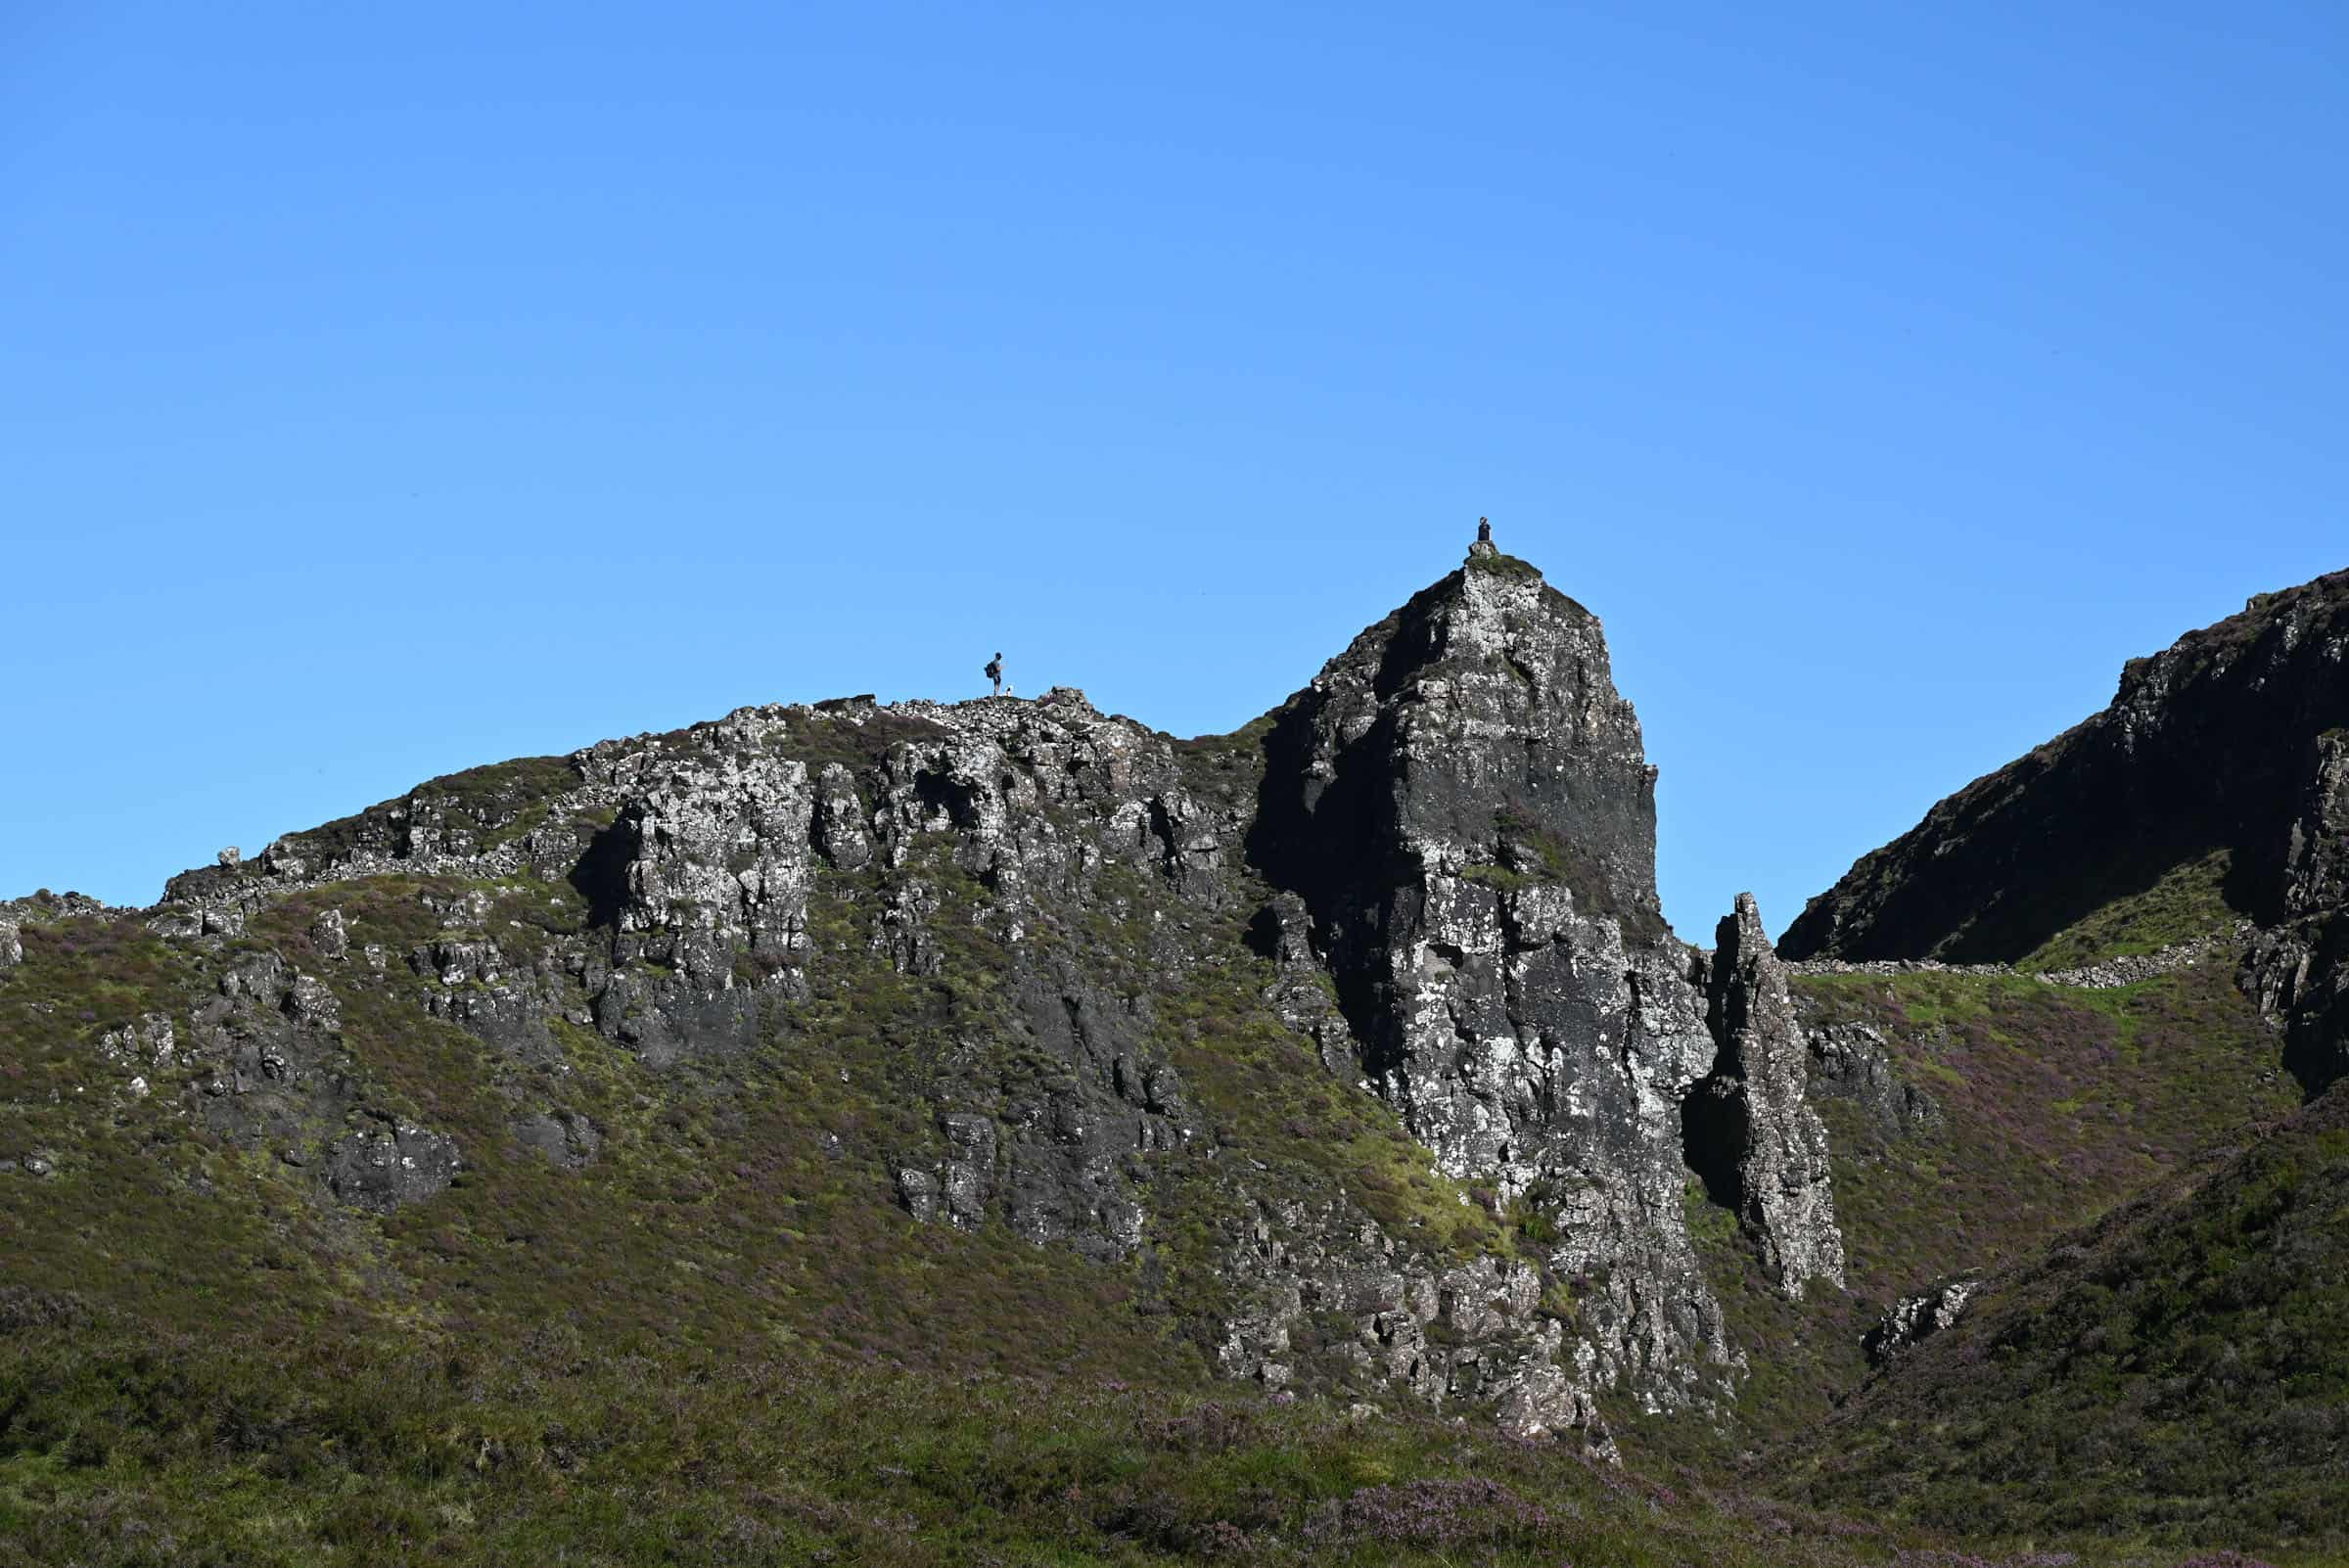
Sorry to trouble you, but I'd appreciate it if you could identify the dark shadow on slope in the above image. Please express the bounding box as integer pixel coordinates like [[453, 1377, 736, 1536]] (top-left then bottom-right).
[[1244, 694, 1413, 1083], [568, 809, 640, 930]]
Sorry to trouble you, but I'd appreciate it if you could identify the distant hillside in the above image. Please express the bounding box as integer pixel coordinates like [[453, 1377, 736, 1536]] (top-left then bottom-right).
[[1782, 570, 2349, 962], [1780, 568, 2349, 1096]]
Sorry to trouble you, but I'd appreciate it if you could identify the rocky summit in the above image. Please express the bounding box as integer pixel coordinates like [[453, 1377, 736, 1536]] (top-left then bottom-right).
[[4, 544, 2347, 1568]]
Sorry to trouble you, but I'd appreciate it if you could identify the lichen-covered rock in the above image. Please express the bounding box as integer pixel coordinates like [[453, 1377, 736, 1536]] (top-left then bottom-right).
[[0, 919, 19, 970], [812, 762, 872, 870], [2243, 731, 2349, 1094], [1208, 1191, 1614, 1453], [98, 1012, 176, 1070], [1864, 1277, 1979, 1364], [1249, 549, 1742, 1410], [311, 906, 348, 961], [1685, 895, 1845, 1297]]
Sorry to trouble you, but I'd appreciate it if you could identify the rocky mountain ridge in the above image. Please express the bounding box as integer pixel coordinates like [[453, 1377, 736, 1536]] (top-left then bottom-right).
[[3, 545, 1844, 1452], [10, 546, 2349, 1564]]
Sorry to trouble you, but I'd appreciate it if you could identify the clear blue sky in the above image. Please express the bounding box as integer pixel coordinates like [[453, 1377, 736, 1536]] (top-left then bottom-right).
[[5, 2, 2343, 942]]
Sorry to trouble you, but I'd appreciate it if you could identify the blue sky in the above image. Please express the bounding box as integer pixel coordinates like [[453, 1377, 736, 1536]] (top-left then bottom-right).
[[4, 1, 2343, 941]]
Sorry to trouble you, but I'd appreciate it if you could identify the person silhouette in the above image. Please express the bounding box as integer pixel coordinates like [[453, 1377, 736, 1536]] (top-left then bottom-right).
[[1477, 517, 1492, 545], [985, 652, 1004, 698]]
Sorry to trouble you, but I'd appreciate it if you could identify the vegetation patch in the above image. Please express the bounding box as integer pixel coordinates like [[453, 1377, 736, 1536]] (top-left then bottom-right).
[[1793, 1085, 2349, 1553], [1630, 961, 2300, 1485], [1792, 961, 2296, 1306], [2020, 849, 2245, 971], [0, 1300, 2090, 1568], [1464, 549, 1544, 584]]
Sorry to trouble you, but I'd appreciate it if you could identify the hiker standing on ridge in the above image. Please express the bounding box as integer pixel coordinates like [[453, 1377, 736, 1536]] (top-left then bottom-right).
[[985, 651, 1004, 698]]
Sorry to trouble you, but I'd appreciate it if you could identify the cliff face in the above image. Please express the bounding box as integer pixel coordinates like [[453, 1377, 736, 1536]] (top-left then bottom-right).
[[13, 544, 1847, 1448], [2244, 729, 2349, 1093], [1249, 552, 1839, 1408], [1780, 567, 2349, 1094]]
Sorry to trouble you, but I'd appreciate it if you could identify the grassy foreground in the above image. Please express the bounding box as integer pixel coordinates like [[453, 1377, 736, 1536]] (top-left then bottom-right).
[[0, 1298, 2322, 1568]]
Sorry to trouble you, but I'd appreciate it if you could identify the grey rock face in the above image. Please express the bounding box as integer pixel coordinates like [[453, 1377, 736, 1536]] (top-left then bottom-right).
[[1210, 1192, 1614, 1452], [513, 1110, 601, 1169], [412, 938, 563, 1060], [2244, 730, 2349, 1095], [186, 953, 355, 1151], [97, 1012, 176, 1071], [139, 548, 1846, 1439], [1685, 896, 1845, 1297], [2284, 731, 2349, 916], [812, 762, 872, 870], [1800, 1017, 1939, 1138], [894, 1167, 944, 1222], [0, 919, 19, 970], [1250, 551, 1742, 1409]]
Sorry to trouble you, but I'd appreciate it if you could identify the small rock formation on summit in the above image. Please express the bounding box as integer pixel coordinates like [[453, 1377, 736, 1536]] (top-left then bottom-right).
[[1783, 567, 2349, 1096]]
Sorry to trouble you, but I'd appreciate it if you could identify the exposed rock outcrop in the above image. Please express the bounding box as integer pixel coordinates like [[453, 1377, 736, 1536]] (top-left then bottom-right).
[[115, 545, 1844, 1438], [2243, 730, 2349, 1094], [1209, 1195, 1614, 1452], [1249, 550, 1739, 1408], [327, 1116, 462, 1212], [1863, 1277, 1978, 1365], [1684, 895, 1845, 1297], [1798, 1017, 1939, 1139]]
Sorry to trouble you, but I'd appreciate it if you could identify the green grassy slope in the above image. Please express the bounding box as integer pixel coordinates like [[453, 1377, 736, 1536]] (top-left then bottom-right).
[[1802, 960, 2297, 1301], [2019, 849, 2246, 972], [1790, 1082, 2349, 1555], [1627, 960, 2300, 1481], [0, 1295, 1971, 1568]]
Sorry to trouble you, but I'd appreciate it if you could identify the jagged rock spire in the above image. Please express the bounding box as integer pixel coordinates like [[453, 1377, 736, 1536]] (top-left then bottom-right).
[[1686, 893, 1846, 1297], [1252, 551, 1742, 1406]]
